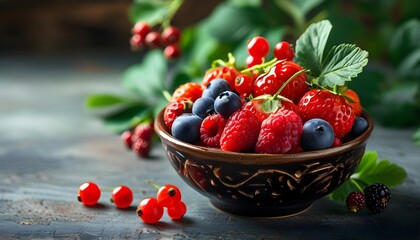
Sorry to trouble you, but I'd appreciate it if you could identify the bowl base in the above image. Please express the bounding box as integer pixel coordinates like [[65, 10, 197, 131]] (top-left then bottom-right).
[[210, 200, 312, 218]]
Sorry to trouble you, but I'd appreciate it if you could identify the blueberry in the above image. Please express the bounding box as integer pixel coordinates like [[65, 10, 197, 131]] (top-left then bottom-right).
[[351, 117, 368, 137], [171, 114, 203, 144], [192, 97, 215, 119], [301, 118, 334, 151], [202, 78, 231, 99], [214, 91, 241, 118]]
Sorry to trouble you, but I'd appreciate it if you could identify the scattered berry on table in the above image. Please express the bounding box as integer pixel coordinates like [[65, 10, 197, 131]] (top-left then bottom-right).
[[121, 130, 133, 149], [364, 183, 391, 214], [132, 123, 154, 143], [167, 200, 187, 220], [301, 118, 334, 151], [171, 113, 203, 144], [202, 66, 239, 89], [274, 41, 294, 61], [145, 31, 162, 48], [132, 138, 151, 158], [164, 99, 193, 131], [78, 182, 101, 206], [171, 82, 203, 102], [136, 197, 164, 224], [161, 26, 181, 45], [214, 91, 242, 119], [164, 44, 181, 59], [192, 97, 215, 119], [346, 191, 365, 213], [247, 36, 270, 59], [200, 114, 226, 147], [351, 117, 368, 137], [111, 185, 133, 209], [157, 184, 182, 208], [202, 78, 232, 100]]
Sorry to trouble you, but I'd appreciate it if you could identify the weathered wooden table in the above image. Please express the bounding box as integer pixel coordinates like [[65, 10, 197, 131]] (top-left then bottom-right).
[[1, 55, 419, 239]]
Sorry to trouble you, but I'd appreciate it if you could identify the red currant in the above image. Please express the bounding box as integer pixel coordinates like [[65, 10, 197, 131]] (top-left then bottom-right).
[[274, 41, 294, 61], [235, 74, 254, 97], [164, 44, 181, 59], [161, 26, 181, 45], [157, 184, 181, 208], [246, 55, 263, 68], [121, 130, 133, 149], [130, 34, 145, 51], [167, 200, 187, 220], [78, 182, 101, 206], [110, 185, 133, 209], [145, 31, 162, 49], [136, 197, 164, 224], [132, 22, 151, 38], [247, 36, 270, 58]]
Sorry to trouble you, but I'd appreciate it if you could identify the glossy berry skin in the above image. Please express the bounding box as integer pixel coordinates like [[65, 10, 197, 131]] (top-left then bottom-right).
[[136, 198, 164, 224], [301, 118, 334, 151], [200, 114, 226, 147], [364, 183, 391, 214], [172, 82, 203, 102], [164, 99, 192, 131], [121, 130, 133, 149], [171, 113, 202, 144], [235, 74, 254, 97], [167, 200, 187, 220], [202, 66, 239, 89], [130, 34, 145, 50], [145, 31, 162, 48], [201, 78, 231, 100], [157, 184, 182, 208], [344, 89, 362, 117], [111, 185, 133, 209], [214, 91, 242, 119], [220, 104, 261, 152], [255, 108, 303, 154], [274, 41, 294, 61], [161, 26, 181, 45], [298, 90, 355, 138], [132, 22, 151, 38], [78, 182, 101, 206], [346, 191, 365, 213], [351, 117, 368, 137], [164, 44, 181, 59], [253, 61, 308, 104], [192, 97, 215, 119], [246, 55, 263, 68], [247, 36, 270, 58]]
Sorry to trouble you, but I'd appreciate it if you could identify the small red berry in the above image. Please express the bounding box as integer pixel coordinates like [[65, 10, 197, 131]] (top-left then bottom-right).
[[200, 114, 226, 147], [132, 138, 151, 158], [132, 22, 151, 38], [78, 182, 101, 206], [235, 74, 254, 97], [136, 197, 164, 224], [145, 31, 162, 48], [332, 137, 342, 147], [161, 26, 181, 45], [132, 123, 154, 143], [247, 36, 270, 58], [164, 44, 181, 59], [167, 200, 187, 220], [346, 191, 365, 213], [246, 55, 263, 68], [157, 184, 182, 208], [121, 130, 133, 149], [274, 41, 294, 61], [111, 185, 133, 209], [130, 34, 145, 51]]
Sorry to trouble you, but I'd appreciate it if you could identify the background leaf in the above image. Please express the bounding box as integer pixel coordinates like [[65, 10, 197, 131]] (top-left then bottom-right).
[[85, 94, 131, 109], [389, 19, 420, 68]]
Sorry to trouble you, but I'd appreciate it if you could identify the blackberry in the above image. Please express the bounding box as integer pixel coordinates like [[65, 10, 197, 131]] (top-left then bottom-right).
[[346, 191, 365, 213], [364, 183, 391, 213]]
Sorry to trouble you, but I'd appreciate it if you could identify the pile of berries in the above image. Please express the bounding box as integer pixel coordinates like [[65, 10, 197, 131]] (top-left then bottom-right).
[[121, 122, 154, 158], [130, 21, 181, 59], [163, 36, 369, 154], [77, 182, 186, 224], [346, 183, 391, 214]]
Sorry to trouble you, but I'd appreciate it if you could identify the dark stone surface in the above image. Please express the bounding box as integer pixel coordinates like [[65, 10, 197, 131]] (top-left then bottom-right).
[[1, 55, 419, 239]]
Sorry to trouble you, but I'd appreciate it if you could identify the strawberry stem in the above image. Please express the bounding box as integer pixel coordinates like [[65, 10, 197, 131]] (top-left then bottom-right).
[[272, 68, 310, 100]]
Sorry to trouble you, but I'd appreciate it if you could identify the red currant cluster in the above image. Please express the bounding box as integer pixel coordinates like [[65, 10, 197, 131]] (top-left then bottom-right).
[[121, 122, 154, 158], [246, 36, 294, 67], [130, 21, 182, 60], [77, 182, 133, 209]]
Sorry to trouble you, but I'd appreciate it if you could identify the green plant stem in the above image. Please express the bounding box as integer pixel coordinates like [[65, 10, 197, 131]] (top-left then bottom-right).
[[273, 68, 310, 100], [241, 58, 280, 74], [350, 178, 364, 193], [162, 0, 184, 29], [147, 180, 161, 190]]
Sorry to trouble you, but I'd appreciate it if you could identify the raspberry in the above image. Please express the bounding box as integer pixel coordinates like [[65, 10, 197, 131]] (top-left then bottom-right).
[[255, 108, 303, 154], [164, 99, 192, 131], [200, 114, 226, 147], [364, 183, 391, 214], [132, 138, 151, 158], [346, 191, 365, 213], [132, 123, 154, 143], [220, 104, 261, 152], [171, 82, 203, 102]]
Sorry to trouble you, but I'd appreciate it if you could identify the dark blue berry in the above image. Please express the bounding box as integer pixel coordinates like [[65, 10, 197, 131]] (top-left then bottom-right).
[[202, 78, 231, 99], [214, 91, 241, 119], [171, 113, 202, 144], [364, 183, 391, 214], [192, 97, 214, 119], [301, 118, 334, 151], [351, 117, 368, 137]]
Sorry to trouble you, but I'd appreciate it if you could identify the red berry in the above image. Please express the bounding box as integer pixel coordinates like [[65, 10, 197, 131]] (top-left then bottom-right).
[[247, 36, 270, 58], [298, 90, 355, 138], [346, 191, 365, 213], [145, 31, 162, 48], [172, 82, 203, 102], [136, 197, 164, 224], [202, 66, 240, 89], [220, 104, 261, 152], [332, 137, 342, 147], [246, 55, 263, 68], [78, 182, 101, 206], [161, 26, 181, 45], [255, 108, 303, 154], [157, 184, 182, 208], [167, 200, 187, 220], [132, 22, 151, 38], [164, 44, 181, 59], [132, 138, 151, 158], [111, 185, 133, 209], [274, 41, 294, 61], [132, 123, 154, 143], [344, 88, 362, 117], [235, 74, 254, 97], [121, 130, 133, 149], [200, 114, 226, 147], [164, 99, 193, 131], [130, 34, 145, 50]]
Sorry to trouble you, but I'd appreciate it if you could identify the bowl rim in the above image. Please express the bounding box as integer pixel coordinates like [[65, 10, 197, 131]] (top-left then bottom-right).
[[154, 108, 374, 165]]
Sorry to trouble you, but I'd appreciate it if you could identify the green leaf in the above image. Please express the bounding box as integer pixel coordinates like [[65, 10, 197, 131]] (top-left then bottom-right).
[[295, 20, 332, 76], [396, 48, 420, 81], [389, 19, 420, 68], [129, 0, 171, 25], [317, 44, 368, 87], [328, 180, 357, 202], [102, 105, 151, 133], [85, 94, 130, 109], [293, 0, 325, 16], [228, 0, 261, 7], [413, 128, 420, 146]]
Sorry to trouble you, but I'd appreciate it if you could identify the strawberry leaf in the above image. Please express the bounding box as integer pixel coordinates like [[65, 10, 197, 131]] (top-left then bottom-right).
[[295, 20, 332, 76], [317, 44, 369, 87]]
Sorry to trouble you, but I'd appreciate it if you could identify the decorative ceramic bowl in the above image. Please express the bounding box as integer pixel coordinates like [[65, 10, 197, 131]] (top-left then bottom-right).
[[154, 109, 374, 217]]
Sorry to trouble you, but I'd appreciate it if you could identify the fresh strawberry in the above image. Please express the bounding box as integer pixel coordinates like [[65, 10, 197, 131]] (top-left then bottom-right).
[[253, 61, 308, 104], [202, 66, 240, 89], [164, 99, 192, 131], [298, 89, 355, 138], [220, 104, 261, 152], [255, 108, 303, 154], [171, 82, 203, 102], [200, 114, 226, 147], [132, 122, 154, 143], [344, 88, 362, 117]]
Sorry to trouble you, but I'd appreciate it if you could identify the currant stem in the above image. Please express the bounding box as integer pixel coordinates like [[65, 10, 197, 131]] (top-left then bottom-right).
[[161, 0, 184, 29], [147, 180, 161, 190], [350, 178, 364, 193], [272, 68, 310, 100], [241, 58, 280, 74]]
